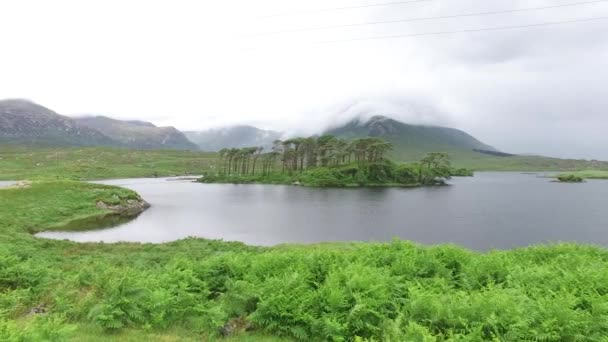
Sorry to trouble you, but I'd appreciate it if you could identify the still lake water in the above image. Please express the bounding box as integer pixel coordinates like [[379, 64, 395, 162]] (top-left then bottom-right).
[[37, 173, 608, 250], [0, 181, 14, 188]]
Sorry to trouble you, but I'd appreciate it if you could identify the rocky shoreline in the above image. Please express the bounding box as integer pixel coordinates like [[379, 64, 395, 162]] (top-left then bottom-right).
[[96, 198, 151, 216]]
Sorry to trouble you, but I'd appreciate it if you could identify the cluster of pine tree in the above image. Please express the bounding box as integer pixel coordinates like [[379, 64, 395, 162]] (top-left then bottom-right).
[[209, 135, 461, 187], [217, 135, 392, 176]]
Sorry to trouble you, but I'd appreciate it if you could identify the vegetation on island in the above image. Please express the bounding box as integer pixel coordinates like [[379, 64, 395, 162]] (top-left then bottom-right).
[[200, 135, 468, 187], [556, 174, 585, 183], [3, 181, 608, 340]]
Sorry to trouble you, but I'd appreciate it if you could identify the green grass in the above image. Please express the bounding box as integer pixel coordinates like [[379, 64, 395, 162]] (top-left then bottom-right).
[[3, 181, 608, 340], [2, 145, 608, 183], [420, 149, 608, 172], [337, 124, 608, 171], [0, 145, 216, 181]]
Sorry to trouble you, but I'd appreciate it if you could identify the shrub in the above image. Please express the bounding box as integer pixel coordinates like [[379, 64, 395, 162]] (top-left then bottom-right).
[[394, 165, 418, 184], [557, 174, 584, 183], [366, 161, 395, 183], [300, 168, 347, 187], [450, 168, 474, 177]]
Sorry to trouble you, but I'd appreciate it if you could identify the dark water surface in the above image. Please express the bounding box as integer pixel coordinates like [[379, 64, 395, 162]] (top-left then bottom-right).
[[36, 173, 608, 250]]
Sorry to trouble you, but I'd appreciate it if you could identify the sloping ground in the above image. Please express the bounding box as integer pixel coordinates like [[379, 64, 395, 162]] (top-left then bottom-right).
[[0, 99, 197, 151], [1, 144, 606, 183], [0, 145, 216, 180], [327, 115, 496, 156], [327, 115, 608, 170], [451, 152, 608, 171], [75, 116, 198, 150]]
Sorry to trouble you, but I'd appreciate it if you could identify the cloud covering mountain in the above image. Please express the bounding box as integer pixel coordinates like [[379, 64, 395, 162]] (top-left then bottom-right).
[[1, 0, 607, 158]]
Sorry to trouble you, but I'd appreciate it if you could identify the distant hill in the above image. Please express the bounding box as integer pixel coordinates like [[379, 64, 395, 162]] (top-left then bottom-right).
[[0, 99, 117, 147], [2, 101, 607, 171], [326, 115, 498, 161], [184, 116, 504, 162], [75, 116, 198, 150], [0, 99, 197, 150], [184, 125, 282, 152], [321, 115, 608, 170]]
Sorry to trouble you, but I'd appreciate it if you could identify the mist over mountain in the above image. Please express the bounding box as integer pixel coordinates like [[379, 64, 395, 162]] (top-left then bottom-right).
[[182, 114, 503, 163], [328, 115, 494, 149], [3, 99, 605, 170], [74, 116, 197, 150], [326, 115, 498, 160], [0, 98, 521, 161], [184, 126, 282, 152]]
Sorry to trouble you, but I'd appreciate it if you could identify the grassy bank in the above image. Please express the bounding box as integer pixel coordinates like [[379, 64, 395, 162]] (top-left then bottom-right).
[[2, 181, 608, 340], [2, 145, 608, 183], [555, 170, 608, 180], [447, 151, 608, 171], [0, 145, 216, 181]]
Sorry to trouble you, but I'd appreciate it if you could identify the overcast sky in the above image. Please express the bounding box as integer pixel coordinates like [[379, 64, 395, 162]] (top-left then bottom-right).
[[1, 0, 608, 159]]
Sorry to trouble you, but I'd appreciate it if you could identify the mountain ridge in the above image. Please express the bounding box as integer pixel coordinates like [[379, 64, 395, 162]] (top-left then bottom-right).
[[74, 115, 198, 150], [4, 100, 608, 170], [0, 99, 118, 147], [184, 125, 282, 152], [325, 115, 500, 161], [0, 100, 197, 150], [0, 99, 502, 158], [0, 100, 504, 159]]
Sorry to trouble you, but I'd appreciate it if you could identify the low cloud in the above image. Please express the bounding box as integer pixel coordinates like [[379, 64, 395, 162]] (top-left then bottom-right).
[[2, 0, 608, 159]]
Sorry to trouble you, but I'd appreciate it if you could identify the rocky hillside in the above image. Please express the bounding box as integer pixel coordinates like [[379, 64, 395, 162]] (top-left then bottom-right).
[[75, 116, 198, 150], [0, 100, 197, 150], [0, 99, 117, 147], [184, 125, 281, 152]]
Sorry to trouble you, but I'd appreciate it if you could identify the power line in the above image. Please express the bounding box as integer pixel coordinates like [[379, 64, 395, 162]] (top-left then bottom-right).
[[250, 0, 608, 36], [314, 16, 608, 44], [259, 0, 433, 18]]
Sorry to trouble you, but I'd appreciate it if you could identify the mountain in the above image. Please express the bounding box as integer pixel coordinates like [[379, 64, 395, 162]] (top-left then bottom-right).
[[326, 115, 499, 161], [74, 116, 198, 150], [0, 99, 117, 147], [0, 100, 197, 150], [184, 125, 282, 152]]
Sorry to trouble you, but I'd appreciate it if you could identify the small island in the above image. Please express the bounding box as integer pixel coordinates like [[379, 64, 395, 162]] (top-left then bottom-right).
[[556, 174, 585, 183], [199, 135, 472, 187]]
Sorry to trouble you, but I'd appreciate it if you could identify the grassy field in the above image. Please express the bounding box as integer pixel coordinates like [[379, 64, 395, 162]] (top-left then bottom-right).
[[3, 181, 608, 340], [0, 145, 216, 181], [2, 145, 608, 182], [419, 149, 608, 171]]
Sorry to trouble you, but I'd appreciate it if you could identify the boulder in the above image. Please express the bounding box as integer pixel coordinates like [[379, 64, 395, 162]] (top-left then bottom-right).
[[96, 197, 151, 215]]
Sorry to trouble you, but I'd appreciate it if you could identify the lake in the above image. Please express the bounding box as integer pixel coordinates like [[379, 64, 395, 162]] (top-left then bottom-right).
[[0, 181, 14, 188], [36, 172, 608, 250]]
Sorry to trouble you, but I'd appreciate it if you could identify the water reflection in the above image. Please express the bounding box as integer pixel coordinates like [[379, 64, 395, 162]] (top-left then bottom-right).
[[36, 173, 608, 250]]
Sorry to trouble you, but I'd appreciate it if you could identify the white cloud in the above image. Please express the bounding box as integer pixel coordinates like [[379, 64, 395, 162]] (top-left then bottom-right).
[[1, 0, 608, 158]]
